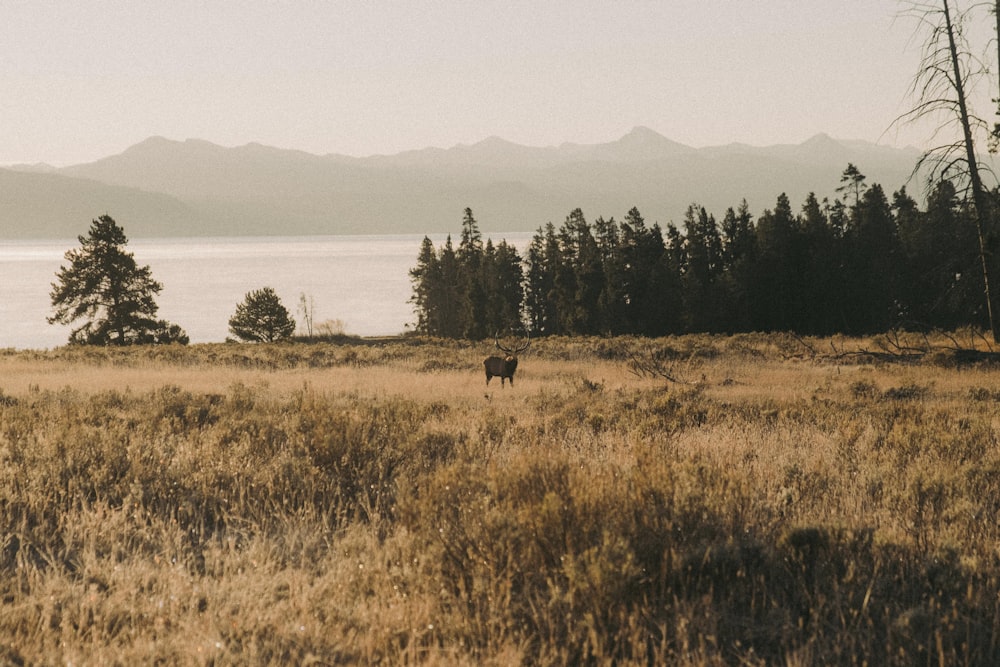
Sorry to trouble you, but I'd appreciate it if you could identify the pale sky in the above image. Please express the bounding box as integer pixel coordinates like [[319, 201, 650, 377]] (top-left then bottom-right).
[[1, 0, 993, 166]]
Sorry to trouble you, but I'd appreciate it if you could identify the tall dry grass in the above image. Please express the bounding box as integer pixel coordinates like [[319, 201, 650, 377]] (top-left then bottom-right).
[[2, 333, 1000, 665]]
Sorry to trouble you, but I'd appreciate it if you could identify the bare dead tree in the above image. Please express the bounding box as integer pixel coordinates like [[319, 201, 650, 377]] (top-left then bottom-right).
[[298, 292, 315, 337], [626, 346, 699, 384], [993, 0, 1000, 151], [897, 0, 998, 339]]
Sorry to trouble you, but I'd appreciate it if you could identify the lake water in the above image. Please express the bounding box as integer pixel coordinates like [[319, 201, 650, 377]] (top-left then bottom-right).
[[0, 233, 534, 350]]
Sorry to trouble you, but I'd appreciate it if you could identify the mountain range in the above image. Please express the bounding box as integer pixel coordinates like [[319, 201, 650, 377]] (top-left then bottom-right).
[[0, 127, 925, 239]]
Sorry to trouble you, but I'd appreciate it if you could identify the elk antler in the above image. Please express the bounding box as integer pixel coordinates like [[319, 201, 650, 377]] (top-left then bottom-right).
[[495, 331, 512, 354], [495, 330, 529, 355]]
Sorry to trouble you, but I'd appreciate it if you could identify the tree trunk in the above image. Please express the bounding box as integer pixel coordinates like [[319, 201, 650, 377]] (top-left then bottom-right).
[[943, 0, 997, 340]]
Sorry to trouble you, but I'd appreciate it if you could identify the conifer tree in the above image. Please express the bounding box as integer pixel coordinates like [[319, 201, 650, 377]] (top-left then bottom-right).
[[481, 239, 525, 335], [594, 215, 627, 333], [848, 184, 902, 331], [644, 222, 682, 336], [720, 201, 757, 331], [435, 236, 466, 338], [458, 208, 488, 339], [751, 193, 800, 331], [682, 204, 725, 331], [525, 223, 560, 335], [621, 208, 673, 335], [557, 209, 603, 334], [49, 215, 188, 346], [798, 192, 842, 333], [409, 236, 441, 334], [228, 287, 296, 342], [837, 163, 867, 209]]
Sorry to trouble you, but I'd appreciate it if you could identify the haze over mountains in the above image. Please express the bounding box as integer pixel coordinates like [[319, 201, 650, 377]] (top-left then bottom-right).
[[1, 127, 923, 239]]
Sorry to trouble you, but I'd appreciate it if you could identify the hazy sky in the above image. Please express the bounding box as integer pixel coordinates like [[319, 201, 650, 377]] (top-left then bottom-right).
[[2, 0, 992, 166]]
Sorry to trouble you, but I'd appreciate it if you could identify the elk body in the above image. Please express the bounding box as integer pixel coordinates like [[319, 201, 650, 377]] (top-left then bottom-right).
[[484, 333, 530, 387]]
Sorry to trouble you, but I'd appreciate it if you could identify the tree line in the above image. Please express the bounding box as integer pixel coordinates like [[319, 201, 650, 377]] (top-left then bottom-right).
[[411, 0, 1000, 341], [409, 208, 526, 339], [410, 167, 1000, 338]]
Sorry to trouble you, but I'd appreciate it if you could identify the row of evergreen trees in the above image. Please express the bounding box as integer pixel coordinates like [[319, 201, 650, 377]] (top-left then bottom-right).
[[409, 209, 525, 339], [410, 166, 998, 338]]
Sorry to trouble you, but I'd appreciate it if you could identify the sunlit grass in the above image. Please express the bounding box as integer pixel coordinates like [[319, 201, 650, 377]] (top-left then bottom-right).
[[3, 333, 1000, 664]]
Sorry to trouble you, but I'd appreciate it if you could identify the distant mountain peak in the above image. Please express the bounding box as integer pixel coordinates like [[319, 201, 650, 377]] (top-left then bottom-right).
[[801, 132, 843, 148], [121, 136, 214, 156], [126, 135, 176, 150], [94, 136, 226, 169], [622, 125, 666, 141], [468, 135, 520, 150], [602, 126, 693, 159]]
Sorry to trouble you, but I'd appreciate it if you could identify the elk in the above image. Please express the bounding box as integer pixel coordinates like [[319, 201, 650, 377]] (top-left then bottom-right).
[[484, 332, 530, 387]]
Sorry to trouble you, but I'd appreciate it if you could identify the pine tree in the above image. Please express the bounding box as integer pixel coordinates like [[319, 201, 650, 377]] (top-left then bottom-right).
[[682, 204, 725, 331], [644, 223, 682, 336], [49, 215, 188, 345], [458, 207, 483, 262], [409, 236, 441, 334], [458, 208, 488, 339], [620, 208, 673, 335], [594, 215, 627, 333], [525, 223, 560, 335], [837, 163, 867, 209], [550, 210, 584, 334], [494, 241, 525, 330], [721, 200, 756, 272], [228, 287, 296, 342], [845, 184, 901, 331], [436, 237, 466, 338], [720, 201, 757, 331], [798, 192, 843, 333], [555, 209, 603, 334], [481, 239, 525, 335], [751, 193, 800, 331]]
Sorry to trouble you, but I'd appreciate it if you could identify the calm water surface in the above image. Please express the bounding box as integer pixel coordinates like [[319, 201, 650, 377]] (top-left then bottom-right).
[[0, 233, 532, 350]]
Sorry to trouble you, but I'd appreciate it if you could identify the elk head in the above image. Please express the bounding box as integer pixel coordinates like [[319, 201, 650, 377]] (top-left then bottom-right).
[[484, 331, 530, 387]]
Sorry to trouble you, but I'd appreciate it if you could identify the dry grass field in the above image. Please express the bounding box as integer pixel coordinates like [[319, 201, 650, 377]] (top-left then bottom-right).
[[3, 332, 1000, 665]]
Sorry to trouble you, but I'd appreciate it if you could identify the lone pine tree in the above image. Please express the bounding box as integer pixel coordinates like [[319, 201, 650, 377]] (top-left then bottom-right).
[[228, 287, 296, 342], [48, 215, 188, 346]]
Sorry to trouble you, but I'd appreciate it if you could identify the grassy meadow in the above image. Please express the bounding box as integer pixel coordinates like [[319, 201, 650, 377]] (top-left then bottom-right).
[[3, 332, 1000, 665]]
